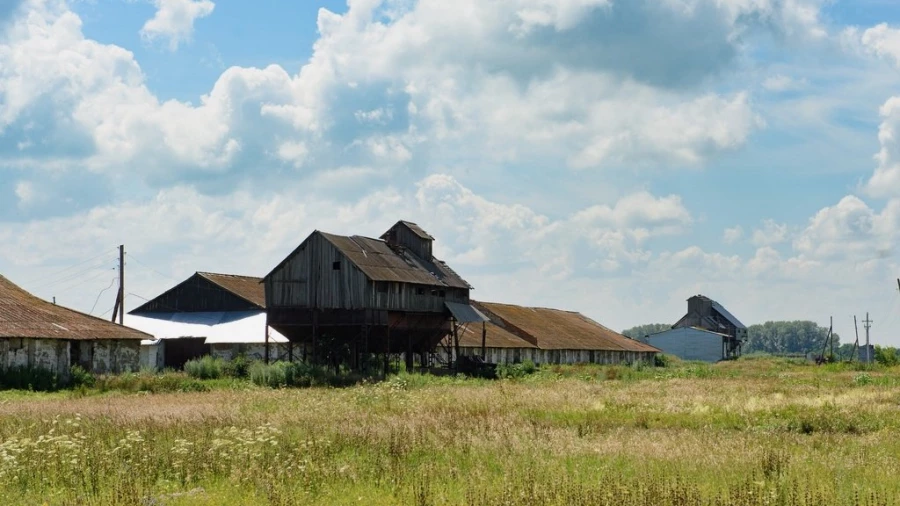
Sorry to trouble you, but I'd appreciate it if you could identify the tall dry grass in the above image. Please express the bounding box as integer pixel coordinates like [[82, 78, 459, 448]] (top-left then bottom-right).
[[0, 358, 897, 505]]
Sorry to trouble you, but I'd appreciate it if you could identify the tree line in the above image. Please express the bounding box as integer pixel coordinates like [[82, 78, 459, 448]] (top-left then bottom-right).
[[622, 320, 841, 355]]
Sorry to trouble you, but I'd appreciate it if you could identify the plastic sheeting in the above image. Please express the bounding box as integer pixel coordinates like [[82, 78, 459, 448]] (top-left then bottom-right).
[[125, 311, 288, 345]]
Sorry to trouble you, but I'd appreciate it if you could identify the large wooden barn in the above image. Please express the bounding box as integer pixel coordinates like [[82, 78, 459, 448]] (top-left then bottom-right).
[[451, 301, 658, 365], [0, 275, 148, 376], [263, 220, 485, 370], [126, 272, 288, 369]]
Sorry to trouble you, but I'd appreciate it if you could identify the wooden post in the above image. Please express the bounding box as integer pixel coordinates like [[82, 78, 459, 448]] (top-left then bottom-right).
[[405, 332, 413, 373], [264, 320, 270, 364], [384, 325, 391, 377], [118, 244, 124, 325], [312, 310, 318, 365], [452, 320, 460, 369], [481, 321, 487, 360]]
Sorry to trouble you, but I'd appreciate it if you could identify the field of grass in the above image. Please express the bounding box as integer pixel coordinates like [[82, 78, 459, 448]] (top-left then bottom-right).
[[0, 357, 899, 505]]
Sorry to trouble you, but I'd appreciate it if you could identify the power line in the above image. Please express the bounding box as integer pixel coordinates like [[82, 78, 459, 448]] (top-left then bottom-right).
[[52, 267, 116, 296], [89, 276, 118, 315], [23, 248, 117, 285], [128, 254, 178, 281], [35, 258, 115, 291]]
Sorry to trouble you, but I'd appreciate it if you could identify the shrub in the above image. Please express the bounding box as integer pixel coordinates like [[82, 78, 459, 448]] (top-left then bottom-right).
[[874, 346, 899, 367], [496, 360, 539, 380], [183, 356, 224, 380], [249, 361, 362, 388], [654, 354, 673, 368], [69, 365, 95, 388], [223, 354, 252, 378], [0, 365, 64, 391]]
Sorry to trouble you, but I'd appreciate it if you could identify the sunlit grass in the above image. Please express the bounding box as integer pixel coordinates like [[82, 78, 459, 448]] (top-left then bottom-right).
[[0, 357, 898, 505]]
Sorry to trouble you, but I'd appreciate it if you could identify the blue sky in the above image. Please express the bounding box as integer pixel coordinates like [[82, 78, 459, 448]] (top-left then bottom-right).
[[4, 0, 900, 346]]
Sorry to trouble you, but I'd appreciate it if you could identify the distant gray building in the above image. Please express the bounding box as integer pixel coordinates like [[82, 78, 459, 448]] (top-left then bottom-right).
[[643, 327, 734, 362], [644, 294, 747, 362]]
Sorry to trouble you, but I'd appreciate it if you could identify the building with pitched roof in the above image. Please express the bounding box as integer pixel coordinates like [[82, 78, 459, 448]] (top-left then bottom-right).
[[263, 220, 485, 370], [0, 275, 149, 376], [643, 294, 747, 362], [126, 272, 288, 370], [449, 301, 658, 365]]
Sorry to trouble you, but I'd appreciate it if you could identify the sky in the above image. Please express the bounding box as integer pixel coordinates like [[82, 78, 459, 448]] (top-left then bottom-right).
[[3, 0, 900, 347]]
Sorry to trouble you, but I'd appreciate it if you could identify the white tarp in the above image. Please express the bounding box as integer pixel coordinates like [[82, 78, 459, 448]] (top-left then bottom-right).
[[125, 310, 288, 344]]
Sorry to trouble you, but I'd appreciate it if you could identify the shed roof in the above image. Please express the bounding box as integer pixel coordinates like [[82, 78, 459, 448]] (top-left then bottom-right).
[[393, 221, 434, 240], [125, 310, 288, 344], [320, 232, 470, 289], [456, 320, 538, 349], [197, 272, 266, 308], [473, 301, 659, 352], [0, 275, 150, 341]]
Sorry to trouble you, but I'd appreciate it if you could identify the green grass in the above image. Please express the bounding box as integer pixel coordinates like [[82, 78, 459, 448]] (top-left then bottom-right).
[[0, 358, 899, 505]]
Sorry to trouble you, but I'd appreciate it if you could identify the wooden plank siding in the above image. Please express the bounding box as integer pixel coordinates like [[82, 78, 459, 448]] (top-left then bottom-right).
[[266, 232, 369, 309], [266, 232, 470, 313], [381, 222, 433, 261]]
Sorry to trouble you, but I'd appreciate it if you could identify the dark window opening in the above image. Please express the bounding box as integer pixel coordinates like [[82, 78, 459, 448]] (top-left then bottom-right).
[[332, 261, 341, 270], [439, 290, 446, 297], [416, 287, 425, 295], [376, 282, 388, 294]]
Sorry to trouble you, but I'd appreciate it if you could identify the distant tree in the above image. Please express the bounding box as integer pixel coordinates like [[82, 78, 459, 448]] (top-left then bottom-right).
[[744, 321, 840, 355], [622, 323, 671, 340]]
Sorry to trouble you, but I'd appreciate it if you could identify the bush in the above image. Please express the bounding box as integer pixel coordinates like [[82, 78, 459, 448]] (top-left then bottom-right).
[[249, 361, 361, 388], [69, 365, 95, 388], [0, 365, 64, 391], [184, 356, 225, 380], [654, 354, 673, 368], [223, 354, 252, 378], [874, 346, 899, 367], [496, 360, 539, 380]]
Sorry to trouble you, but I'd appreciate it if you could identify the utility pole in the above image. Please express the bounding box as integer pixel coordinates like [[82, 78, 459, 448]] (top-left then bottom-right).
[[852, 315, 860, 362], [863, 312, 873, 364], [111, 245, 125, 324]]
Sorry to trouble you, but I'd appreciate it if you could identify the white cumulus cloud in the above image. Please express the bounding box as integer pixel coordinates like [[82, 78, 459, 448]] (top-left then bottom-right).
[[140, 0, 215, 51]]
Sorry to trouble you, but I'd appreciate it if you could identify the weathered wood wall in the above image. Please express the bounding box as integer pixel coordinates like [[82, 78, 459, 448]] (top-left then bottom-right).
[[266, 232, 469, 313], [455, 347, 656, 365], [132, 275, 259, 313], [383, 222, 432, 260], [266, 233, 369, 309]]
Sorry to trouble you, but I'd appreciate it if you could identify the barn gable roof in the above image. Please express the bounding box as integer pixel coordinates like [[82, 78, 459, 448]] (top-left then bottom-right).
[[264, 228, 471, 290], [471, 301, 659, 352], [0, 275, 150, 341], [129, 271, 265, 314]]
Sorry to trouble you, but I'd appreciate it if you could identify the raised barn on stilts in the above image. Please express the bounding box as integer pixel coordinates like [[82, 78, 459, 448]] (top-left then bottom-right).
[[263, 220, 482, 372]]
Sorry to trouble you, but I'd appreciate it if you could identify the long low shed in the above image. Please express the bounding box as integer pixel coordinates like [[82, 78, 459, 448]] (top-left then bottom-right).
[[0, 275, 149, 377], [642, 327, 732, 362], [451, 301, 658, 365]]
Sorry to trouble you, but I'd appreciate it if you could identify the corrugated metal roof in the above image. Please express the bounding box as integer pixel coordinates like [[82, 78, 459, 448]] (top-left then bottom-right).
[[456, 320, 538, 349], [197, 272, 266, 308], [0, 275, 150, 341], [710, 300, 746, 330], [321, 233, 470, 289], [445, 302, 489, 323], [397, 221, 434, 240], [473, 301, 659, 352]]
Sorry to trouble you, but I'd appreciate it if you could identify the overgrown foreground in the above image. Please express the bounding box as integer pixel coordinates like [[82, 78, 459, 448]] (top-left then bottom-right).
[[1, 359, 899, 505]]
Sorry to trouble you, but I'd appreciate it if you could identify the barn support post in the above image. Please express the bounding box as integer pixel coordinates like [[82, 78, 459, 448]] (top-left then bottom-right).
[[405, 332, 413, 372], [384, 325, 391, 377], [264, 321, 270, 365], [481, 321, 486, 360], [452, 320, 460, 369], [288, 342, 294, 363], [312, 309, 318, 365]]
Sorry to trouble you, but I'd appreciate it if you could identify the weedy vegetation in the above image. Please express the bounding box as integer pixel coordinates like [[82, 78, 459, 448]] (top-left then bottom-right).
[[0, 356, 898, 505]]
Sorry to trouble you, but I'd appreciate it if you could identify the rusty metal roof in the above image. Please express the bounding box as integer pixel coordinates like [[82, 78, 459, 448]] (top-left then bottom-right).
[[456, 320, 538, 349], [396, 221, 434, 240], [0, 275, 151, 341], [473, 301, 659, 352], [321, 233, 470, 289], [197, 272, 266, 308]]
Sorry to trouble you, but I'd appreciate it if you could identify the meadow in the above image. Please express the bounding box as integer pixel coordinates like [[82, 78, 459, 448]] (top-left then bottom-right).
[[0, 357, 898, 505]]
